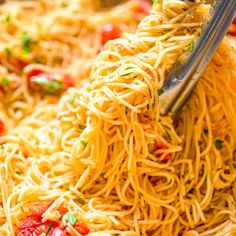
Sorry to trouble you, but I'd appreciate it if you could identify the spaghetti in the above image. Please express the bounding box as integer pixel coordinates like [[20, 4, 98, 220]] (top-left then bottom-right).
[[0, 0, 236, 236], [0, 0, 146, 132]]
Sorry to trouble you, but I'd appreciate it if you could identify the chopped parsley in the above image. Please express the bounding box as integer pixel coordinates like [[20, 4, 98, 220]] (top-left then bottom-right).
[[158, 88, 164, 96], [214, 137, 223, 150], [4, 47, 12, 58], [68, 93, 77, 103], [16, 171, 22, 175], [152, 0, 159, 2], [20, 34, 31, 55], [31, 77, 49, 86], [80, 140, 88, 147], [48, 81, 62, 90], [31, 76, 63, 93], [64, 213, 77, 226], [20, 206, 25, 213], [79, 124, 86, 130], [188, 40, 194, 52], [0, 77, 9, 87], [198, 140, 203, 145], [3, 14, 11, 23], [61, 1, 68, 8], [122, 73, 132, 77], [78, 198, 86, 205], [45, 223, 54, 236]]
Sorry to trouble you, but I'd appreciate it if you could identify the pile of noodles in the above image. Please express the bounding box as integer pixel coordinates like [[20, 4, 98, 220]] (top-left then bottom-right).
[[0, 0, 236, 236], [0, 0, 142, 131]]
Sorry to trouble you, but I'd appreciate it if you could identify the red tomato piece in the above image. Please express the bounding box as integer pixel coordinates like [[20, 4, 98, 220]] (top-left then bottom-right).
[[0, 119, 4, 135], [26, 68, 44, 80], [18, 215, 42, 230], [63, 75, 75, 89], [58, 207, 68, 215], [137, 0, 152, 15], [101, 23, 121, 45], [74, 224, 90, 236], [18, 221, 66, 236], [47, 222, 66, 236], [30, 200, 54, 217], [233, 17, 236, 24], [26, 67, 75, 94], [228, 17, 236, 36]]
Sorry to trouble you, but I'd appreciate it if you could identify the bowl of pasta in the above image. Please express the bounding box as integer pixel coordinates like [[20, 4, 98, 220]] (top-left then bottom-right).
[[0, 1, 235, 236]]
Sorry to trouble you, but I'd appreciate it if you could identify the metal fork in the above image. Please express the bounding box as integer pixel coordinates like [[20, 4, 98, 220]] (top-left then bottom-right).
[[159, 0, 236, 116]]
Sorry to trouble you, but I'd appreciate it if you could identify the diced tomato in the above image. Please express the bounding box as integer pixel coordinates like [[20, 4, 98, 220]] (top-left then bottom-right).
[[137, 0, 152, 15], [18, 202, 89, 236], [26, 68, 44, 80], [26, 68, 75, 94], [30, 200, 54, 217], [154, 143, 173, 162], [229, 17, 236, 36], [63, 75, 75, 89], [47, 222, 66, 236], [0, 119, 4, 135], [18, 215, 42, 229], [18, 220, 65, 236], [74, 224, 90, 235], [101, 23, 121, 45], [58, 207, 68, 215]]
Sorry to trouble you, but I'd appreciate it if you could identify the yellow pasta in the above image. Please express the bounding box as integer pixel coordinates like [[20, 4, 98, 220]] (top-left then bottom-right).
[[0, 0, 236, 236]]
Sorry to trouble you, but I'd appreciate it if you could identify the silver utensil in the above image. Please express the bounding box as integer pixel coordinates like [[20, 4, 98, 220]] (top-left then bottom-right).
[[159, 0, 236, 116]]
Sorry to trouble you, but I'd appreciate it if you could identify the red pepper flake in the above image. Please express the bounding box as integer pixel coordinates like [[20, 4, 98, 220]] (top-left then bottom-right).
[[154, 142, 173, 162]]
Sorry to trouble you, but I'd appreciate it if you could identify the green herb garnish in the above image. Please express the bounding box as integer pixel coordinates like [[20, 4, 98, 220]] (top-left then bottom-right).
[[3, 14, 11, 23], [0, 77, 9, 87], [31, 76, 63, 93], [45, 223, 54, 236], [214, 137, 223, 150], [48, 81, 62, 91], [68, 93, 77, 103], [80, 140, 88, 147], [188, 40, 194, 52], [78, 198, 86, 205], [16, 171, 22, 175], [64, 213, 77, 226], [79, 124, 86, 130], [158, 88, 164, 96], [4, 47, 12, 58], [198, 140, 203, 145], [61, 1, 68, 8], [31, 77, 49, 86], [20, 206, 25, 213], [20, 34, 31, 55]]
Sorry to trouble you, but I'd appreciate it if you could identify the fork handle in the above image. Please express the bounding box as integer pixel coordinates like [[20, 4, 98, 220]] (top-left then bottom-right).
[[159, 0, 236, 116]]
